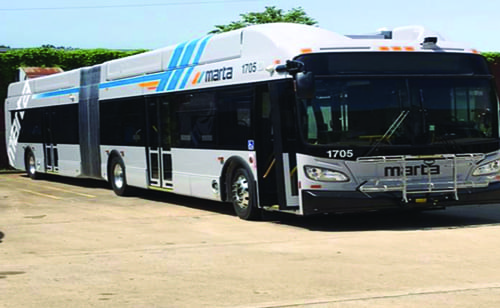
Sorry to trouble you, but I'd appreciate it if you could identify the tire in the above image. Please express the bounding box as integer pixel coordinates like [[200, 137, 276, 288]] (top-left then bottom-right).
[[230, 167, 260, 220], [109, 156, 129, 196], [25, 151, 39, 180]]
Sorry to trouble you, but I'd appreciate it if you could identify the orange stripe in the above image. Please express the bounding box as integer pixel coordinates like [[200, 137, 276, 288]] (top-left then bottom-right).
[[192, 72, 201, 85], [139, 81, 159, 88]]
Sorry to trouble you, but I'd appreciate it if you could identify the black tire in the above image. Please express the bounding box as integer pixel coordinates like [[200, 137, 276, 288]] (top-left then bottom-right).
[[230, 167, 260, 220], [109, 156, 129, 196], [25, 151, 39, 180]]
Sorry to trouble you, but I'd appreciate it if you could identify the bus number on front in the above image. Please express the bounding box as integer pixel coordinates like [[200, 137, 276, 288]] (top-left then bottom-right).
[[242, 62, 257, 74], [327, 149, 354, 158]]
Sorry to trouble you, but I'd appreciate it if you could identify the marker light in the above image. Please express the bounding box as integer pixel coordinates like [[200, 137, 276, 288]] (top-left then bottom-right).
[[473, 159, 500, 176], [304, 166, 349, 182], [378, 46, 415, 51]]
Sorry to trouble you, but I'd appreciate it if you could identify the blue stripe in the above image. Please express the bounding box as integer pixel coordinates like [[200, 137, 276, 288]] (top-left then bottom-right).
[[99, 73, 163, 89], [155, 41, 188, 91], [175, 36, 211, 90], [179, 38, 201, 68], [192, 36, 212, 65], [167, 69, 185, 91], [97, 36, 212, 93], [33, 87, 79, 99], [157, 71, 173, 92], [167, 39, 201, 90], [179, 67, 195, 89], [168, 42, 187, 69]]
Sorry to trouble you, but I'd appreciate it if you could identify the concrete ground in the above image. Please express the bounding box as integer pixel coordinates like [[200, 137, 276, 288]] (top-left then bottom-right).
[[1, 172, 500, 307]]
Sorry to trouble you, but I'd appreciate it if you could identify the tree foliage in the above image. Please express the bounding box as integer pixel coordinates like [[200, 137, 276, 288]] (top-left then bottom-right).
[[209, 6, 317, 34], [481, 52, 500, 64]]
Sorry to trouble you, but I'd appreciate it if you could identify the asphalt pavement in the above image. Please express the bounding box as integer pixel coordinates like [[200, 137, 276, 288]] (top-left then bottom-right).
[[1, 172, 500, 307]]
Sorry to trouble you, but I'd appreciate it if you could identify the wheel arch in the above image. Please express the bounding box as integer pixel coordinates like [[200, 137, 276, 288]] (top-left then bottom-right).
[[106, 150, 124, 183], [24, 146, 34, 168], [220, 156, 256, 204]]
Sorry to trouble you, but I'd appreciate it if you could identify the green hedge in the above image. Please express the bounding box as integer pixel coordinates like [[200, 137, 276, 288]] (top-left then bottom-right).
[[0, 47, 147, 103], [481, 52, 500, 64]]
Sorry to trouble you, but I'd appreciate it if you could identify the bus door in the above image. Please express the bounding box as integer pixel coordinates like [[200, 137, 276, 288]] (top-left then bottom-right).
[[147, 97, 173, 189], [42, 110, 58, 173], [260, 82, 299, 210]]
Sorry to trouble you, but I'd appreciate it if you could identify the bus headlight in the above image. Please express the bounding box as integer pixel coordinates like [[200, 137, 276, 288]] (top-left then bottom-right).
[[473, 159, 500, 176], [304, 166, 349, 182]]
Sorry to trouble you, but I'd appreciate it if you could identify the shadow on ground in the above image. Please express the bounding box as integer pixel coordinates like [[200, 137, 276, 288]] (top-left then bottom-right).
[[24, 173, 500, 232], [24, 173, 109, 189], [265, 205, 500, 232]]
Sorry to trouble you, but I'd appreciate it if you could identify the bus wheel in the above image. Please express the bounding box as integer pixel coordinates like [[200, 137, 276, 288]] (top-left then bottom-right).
[[109, 156, 129, 196], [230, 167, 260, 220], [25, 151, 39, 180]]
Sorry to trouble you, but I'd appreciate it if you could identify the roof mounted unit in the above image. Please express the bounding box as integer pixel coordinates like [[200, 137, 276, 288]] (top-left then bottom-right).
[[422, 36, 438, 49]]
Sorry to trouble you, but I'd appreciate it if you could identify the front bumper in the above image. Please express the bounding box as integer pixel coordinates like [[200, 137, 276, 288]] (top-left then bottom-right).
[[301, 182, 500, 215]]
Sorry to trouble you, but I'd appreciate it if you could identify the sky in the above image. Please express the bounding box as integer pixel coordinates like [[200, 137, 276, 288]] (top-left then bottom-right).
[[1, 0, 500, 52]]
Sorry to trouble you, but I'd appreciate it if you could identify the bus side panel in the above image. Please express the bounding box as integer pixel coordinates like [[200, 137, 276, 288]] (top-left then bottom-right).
[[10, 143, 43, 172], [57, 144, 82, 177], [100, 145, 148, 188], [9, 141, 26, 170], [171, 148, 257, 201], [4, 98, 14, 168]]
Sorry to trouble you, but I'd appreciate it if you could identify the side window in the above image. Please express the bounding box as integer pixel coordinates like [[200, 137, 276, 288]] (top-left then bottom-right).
[[174, 92, 216, 148], [51, 104, 79, 144], [16, 104, 79, 144], [17, 108, 43, 143], [172, 87, 254, 150], [217, 87, 254, 149], [100, 97, 145, 146]]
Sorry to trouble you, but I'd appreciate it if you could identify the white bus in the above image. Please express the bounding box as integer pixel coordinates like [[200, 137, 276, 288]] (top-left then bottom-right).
[[5, 23, 500, 220]]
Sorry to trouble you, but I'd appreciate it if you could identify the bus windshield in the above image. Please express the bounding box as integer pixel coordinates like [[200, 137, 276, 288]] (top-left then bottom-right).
[[296, 53, 498, 152]]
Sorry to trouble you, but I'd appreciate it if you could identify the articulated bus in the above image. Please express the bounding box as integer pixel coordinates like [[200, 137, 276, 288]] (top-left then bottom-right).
[[5, 23, 500, 220]]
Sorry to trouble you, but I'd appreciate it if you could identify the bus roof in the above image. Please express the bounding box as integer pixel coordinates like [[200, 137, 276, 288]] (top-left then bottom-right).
[[7, 23, 478, 99]]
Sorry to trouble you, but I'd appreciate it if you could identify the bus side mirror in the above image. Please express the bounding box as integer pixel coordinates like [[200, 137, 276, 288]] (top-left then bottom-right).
[[295, 71, 315, 100]]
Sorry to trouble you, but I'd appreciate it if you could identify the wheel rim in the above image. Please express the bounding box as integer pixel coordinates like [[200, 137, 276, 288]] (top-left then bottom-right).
[[113, 163, 124, 189], [28, 155, 36, 175], [232, 174, 249, 209]]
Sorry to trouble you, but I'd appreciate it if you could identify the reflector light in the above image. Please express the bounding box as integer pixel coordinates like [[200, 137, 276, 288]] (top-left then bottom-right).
[[379, 46, 415, 51], [471, 49, 480, 54], [300, 48, 313, 54]]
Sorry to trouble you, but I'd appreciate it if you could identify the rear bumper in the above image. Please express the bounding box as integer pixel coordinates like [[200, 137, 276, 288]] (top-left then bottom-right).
[[301, 182, 500, 215]]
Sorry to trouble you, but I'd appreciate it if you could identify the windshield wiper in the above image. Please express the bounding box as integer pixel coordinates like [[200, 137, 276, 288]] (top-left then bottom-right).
[[366, 110, 410, 156]]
